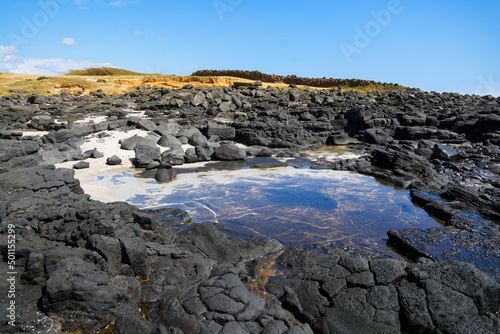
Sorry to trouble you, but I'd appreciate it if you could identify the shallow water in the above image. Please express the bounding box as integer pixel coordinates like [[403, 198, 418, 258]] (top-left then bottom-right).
[[81, 162, 441, 257]]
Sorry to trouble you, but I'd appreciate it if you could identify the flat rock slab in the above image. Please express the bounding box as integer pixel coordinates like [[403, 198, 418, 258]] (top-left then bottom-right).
[[267, 242, 500, 334], [387, 221, 500, 281], [161, 263, 312, 334]]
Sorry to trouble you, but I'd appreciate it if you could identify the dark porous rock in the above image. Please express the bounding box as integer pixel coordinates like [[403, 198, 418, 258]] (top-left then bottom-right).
[[192, 91, 206, 106], [145, 160, 161, 170], [0, 139, 40, 162], [234, 81, 263, 87], [184, 147, 199, 163], [41, 258, 129, 333], [431, 143, 461, 161], [219, 101, 233, 112], [195, 144, 215, 161], [158, 134, 183, 148], [364, 128, 394, 145], [160, 263, 311, 334], [106, 155, 122, 165], [369, 258, 407, 285], [115, 313, 167, 334], [81, 148, 104, 159], [387, 221, 500, 280], [174, 222, 284, 264], [370, 147, 444, 187], [441, 185, 500, 221], [256, 147, 273, 157], [155, 122, 179, 137], [398, 261, 500, 334], [271, 243, 402, 334], [138, 118, 157, 131], [327, 132, 358, 145], [214, 142, 246, 160], [161, 147, 185, 165], [73, 161, 90, 169], [29, 115, 55, 130], [284, 280, 329, 323], [115, 225, 150, 279], [87, 235, 122, 275], [205, 120, 236, 140], [176, 126, 202, 139], [120, 135, 143, 150], [189, 132, 208, 146], [134, 143, 161, 167], [155, 168, 177, 182], [268, 242, 500, 334]]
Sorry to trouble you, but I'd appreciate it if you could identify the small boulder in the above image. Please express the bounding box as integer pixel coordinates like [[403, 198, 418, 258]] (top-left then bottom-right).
[[120, 135, 143, 150], [158, 134, 183, 148], [205, 121, 235, 140], [214, 142, 246, 160], [73, 161, 90, 169], [155, 168, 177, 182], [106, 155, 122, 165], [189, 133, 208, 146], [134, 144, 160, 168], [138, 119, 157, 131], [196, 144, 215, 161], [192, 91, 206, 106], [364, 128, 393, 145], [431, 143, 461, 161], [219, 101, 232, 112]]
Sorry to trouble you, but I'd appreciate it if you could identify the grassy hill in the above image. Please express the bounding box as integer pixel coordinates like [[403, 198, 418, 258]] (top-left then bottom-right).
[[65, 67, 144, 76]]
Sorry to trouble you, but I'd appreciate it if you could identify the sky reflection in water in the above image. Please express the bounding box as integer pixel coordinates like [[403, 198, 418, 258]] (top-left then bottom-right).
[[82, 166, 441, 256]]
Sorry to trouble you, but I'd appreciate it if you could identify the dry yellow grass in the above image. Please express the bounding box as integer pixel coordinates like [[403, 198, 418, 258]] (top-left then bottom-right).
[[0, 72, 295, 96], [0, 71, 399, 96]]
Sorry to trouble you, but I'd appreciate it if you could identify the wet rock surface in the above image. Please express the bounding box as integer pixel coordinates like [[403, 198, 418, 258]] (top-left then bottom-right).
[[0, 86, 499, 333], [268, 243, 500, 334]]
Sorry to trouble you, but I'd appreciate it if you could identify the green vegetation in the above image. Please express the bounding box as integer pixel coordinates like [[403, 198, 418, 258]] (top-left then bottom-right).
[[65, 67, 144, 76]]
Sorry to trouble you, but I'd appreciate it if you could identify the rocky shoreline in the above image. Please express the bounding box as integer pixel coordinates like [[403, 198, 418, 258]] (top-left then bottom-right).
[[1, 83, 499, 333]]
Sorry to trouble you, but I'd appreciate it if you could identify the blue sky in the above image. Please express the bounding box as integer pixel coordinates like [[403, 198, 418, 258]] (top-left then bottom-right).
[[1, 0, 499, 96]]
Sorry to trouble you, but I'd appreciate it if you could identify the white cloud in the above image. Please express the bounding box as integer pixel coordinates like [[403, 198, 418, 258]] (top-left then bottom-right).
[[109, 0, 140, 7], [61, 37, 79, 46], [0, 45, 17, 55], [73, 0, 89, 9], [133, 30, 143, 37], [0, 53, 113, 76]]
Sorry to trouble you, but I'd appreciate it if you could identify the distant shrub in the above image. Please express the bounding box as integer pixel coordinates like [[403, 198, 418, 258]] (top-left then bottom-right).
[[65, 67, 143, 76]]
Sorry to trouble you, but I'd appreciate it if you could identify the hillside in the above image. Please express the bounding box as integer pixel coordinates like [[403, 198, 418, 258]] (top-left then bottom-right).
[[0, 68, 406, 96]]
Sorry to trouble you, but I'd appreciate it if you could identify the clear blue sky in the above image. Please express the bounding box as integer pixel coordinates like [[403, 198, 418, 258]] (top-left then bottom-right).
[[1, 0, 499, 95]]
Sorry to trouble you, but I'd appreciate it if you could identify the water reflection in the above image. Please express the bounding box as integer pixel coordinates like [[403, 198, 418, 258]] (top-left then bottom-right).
[[81, 163, 441, 256]]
